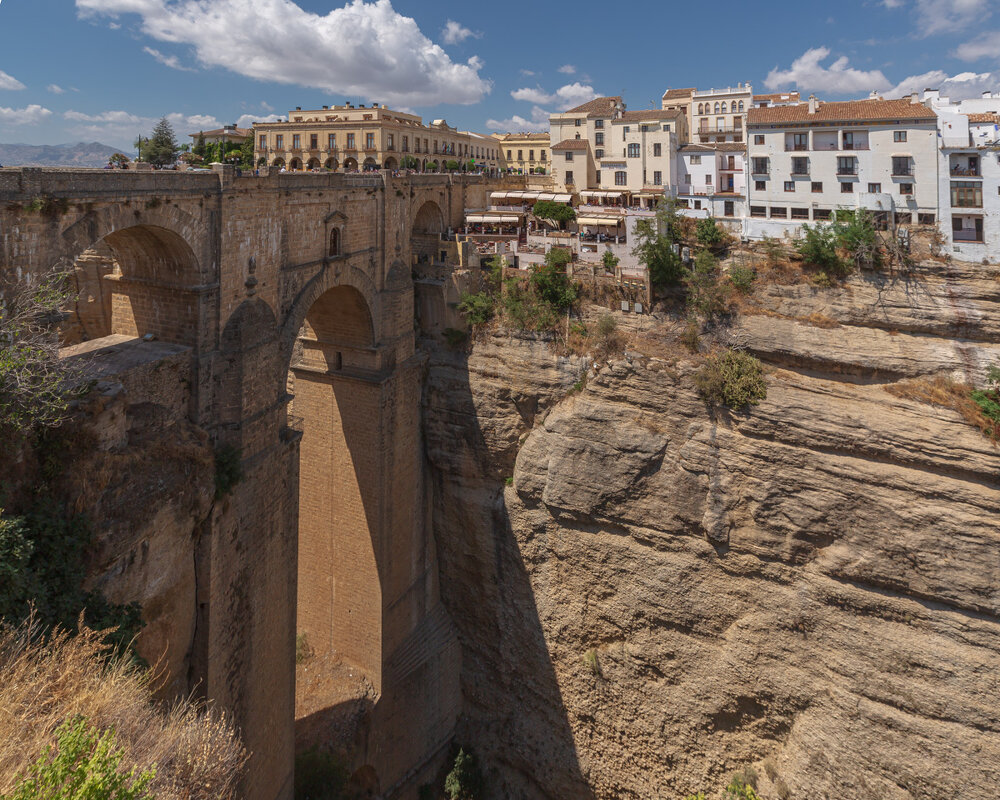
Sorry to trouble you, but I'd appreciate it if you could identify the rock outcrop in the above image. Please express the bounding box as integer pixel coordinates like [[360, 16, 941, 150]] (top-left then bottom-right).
[[422, 259, 1000, 799]]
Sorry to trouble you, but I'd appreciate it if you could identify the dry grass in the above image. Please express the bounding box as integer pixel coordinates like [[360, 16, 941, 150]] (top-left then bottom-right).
[[799, 312, 841, 329], [0, 619, 247, 799], [885, 376, 1000, 441]]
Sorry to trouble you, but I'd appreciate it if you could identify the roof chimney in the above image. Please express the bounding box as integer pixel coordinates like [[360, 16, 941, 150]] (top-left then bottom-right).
[[911, 92, 920, 104], [808, 95, 818, 114]]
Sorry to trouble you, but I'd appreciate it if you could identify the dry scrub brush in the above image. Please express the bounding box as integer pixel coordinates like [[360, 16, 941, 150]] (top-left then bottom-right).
[[885, 375, 1000, 441], [0, 619, 247, 799]]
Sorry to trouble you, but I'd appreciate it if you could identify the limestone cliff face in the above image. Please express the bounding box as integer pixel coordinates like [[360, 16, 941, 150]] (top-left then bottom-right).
[[422, 261, 1000, 800]]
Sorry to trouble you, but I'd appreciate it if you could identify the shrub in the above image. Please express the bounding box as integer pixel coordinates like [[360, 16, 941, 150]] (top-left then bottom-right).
[[834, 209, 882, 271], [696, 217, 726, 249], [728, 263, 755, 293], [680, 319, 701, 353], [583, 648, 601, 677], [632, 218, 684, 288], [294, 747, 348, 800], [457, 292, 494, 326], [531, 254, 576, 311], [444, 749, 482, 800], [796, 223, 845, 276], [685, 250, 728, 319], [601, 250, 620, 273], [725, 767, 760, 800], [2, 716, 155, 800], [295, 633, 313, 665], [593, 314, 622, 358], [971, 365, 1000, 429], [694, 350, 767, 409]]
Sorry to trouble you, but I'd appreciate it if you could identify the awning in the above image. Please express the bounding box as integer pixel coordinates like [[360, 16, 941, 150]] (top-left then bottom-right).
[[536, 192, 557, 201], [553, 193, 572, 203], [505, 191, 525, 199], [466, 213, 521, 224], [891, 153, 911, 158], [577, 216, 623, 226], [579, 190, 600, 198], [489, 191, 509, 201], [521, 191, 541, 200]]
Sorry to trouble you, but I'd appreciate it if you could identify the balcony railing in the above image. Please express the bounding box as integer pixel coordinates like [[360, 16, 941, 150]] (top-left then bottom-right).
[[791, 167, 809, 176], [842, 144, 869, 151], [812, 143, 839, 151], [892, 169, 913, 177], [785, 144, 809, 152], [699, 126, 743, 135], [837, 167, 858, 176], [950, 166, 981, 177], [954, 229, 984, 243]]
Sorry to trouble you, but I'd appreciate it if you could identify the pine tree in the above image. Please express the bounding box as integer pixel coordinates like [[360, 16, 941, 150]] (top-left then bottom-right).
[[193, 131, 207, 158], [144, 117, 179, 167]]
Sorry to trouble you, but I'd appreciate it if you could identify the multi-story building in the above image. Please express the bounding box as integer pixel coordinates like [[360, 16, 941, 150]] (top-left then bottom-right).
[[189, 124, 250, 147], [549, 96, 625, 192], [752, 92, 801, 109], [675, 142, 747, 224], [493, 132, 550, 174], [930, 90, 1000, 259], [692, 83, 753, 143], [661, 87, 696, 137], [252, 103, 501, 172], [745, 95, 938, 238]]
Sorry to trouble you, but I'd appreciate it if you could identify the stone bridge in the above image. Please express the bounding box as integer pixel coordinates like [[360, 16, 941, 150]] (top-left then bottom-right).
[[0, 167, 497, 799]]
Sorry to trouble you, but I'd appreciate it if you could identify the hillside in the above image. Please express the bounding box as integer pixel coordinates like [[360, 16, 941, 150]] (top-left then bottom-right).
[[0, 141, 126, 168]]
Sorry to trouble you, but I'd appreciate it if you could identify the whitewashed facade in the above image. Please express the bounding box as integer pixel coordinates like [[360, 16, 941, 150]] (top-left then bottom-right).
[[675, 143, 747, 227]]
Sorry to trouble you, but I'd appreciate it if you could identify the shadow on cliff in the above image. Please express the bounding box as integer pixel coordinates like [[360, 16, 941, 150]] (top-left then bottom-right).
[[421, 335, 595, 800]]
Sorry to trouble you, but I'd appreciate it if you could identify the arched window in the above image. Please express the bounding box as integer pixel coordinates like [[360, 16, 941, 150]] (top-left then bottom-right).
[[698, 103, 704, 114], [714, 102, 720, 114], [721, 102, 728, 113], [738, 100, 744, 112], [329, 227, 341, 257]]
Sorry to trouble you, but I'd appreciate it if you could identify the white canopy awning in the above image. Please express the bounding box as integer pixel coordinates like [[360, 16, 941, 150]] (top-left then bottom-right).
[[467, 213, 521, 224], [553, 193, 572, 203], [504, 191, 525, 199], [535, 192, 557, 201], [577, 216, 623, 226], [489, 191, 509, 201], [579, 190, 600, 198]]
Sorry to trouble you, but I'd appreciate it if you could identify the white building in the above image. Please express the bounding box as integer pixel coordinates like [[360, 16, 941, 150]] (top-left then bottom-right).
[[745, 95, 939, 239], [929, 91, 1000, 260], [675, 143, 747, 226], [692, 83, 753, 143]]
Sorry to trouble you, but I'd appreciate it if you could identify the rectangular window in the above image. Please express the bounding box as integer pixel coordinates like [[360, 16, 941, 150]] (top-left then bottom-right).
[[565, 170, 574, 184], [615, 171, 627, 185], [784, 181, 795, 192], [892, 156, 910, 175], [791, 157, 808, 175], [518, 149, 523, 160], [750, 205, 766, 218], [951, 181, 982, 207], [627, 143, 640, 158], [811, 182, 823, 193], [705, 174, 712, 185], [841, 182, 855, 193], [755, 180, 766, 191], [899, 183, 914, 195], [814, 209, 832, 221], [595, 132, 604, 145], [292, 134, 301, 149], [754, 134, 764, 145], [837, 157, 856, 175], [529, 149, 535, 160], [843, 132, 854, 150], [693, 200, 702, 210], [575, 119, 581, 126], [653, 143, 662, 157], [595, 149, 604, 159], [259, 135, 267, 148], [387, 134, 394, 150], [868, 182, 881, 193], [594, 119, 604, 129], [310, 134, 318, 149], [893, 131, 907, 142], [506, 150, 512, 159], [366, 133, 375, 149], [595, 170, 601, 184], [540, 151, 546, 161], [347, 133, 355, 149], [791, 208, 810, 219], [402, 135, 408, 152], [752, 157, 769, 174], [275, 134, 283, 148], [690, 155, 702, 164], [770, 206, 787, 218], [793, 133, 808, 150], [724, 200, 735, 217], [653, 170, 662, 185], [565, 151, 573, 161], [329, 133, 336, 149], [918, 213, 936, 225]]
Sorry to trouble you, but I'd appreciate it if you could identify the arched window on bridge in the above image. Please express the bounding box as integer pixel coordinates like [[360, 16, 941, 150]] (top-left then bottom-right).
[[329, 228, 341, 257]]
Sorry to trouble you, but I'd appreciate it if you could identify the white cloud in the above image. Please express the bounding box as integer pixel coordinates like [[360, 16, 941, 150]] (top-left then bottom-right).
[[144, 46, 195, 71], [0, 70, 26, 91], [485, 105, 550, 133], [913, 0, 991, 36], [887, 69, 1000, 98], [557, 64, 575, 75], [510, 82, 598, 111], [519, 69, 535, 77], [237, 113, 281, 128], [765, 47, 891, 94], [441, 19, 479, 45], [0, 105, 53, 125], [955, 29, 1000, 61], [76, 0, 491, 107], [63, 109, 222, 146], [47, 84, 67, 94], [882, 0, 904, 7]]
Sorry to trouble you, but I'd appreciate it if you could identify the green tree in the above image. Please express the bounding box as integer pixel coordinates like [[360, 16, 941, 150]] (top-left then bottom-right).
[[465, 158, 476, 172], [684, 250, 728, 319], [445, 159, 460, 172], [796, 222, 845, 277], [696, 216, 726, 249], [237, 134, 254, 168], [193, 131, 207, 158], [143, 117, 179, 167], [400, 155, 419, 170], [444, 749, 482, 800], [532, 200, 576, 230], [601, 249, 620, 273], [531, 249, 577, 311], [632, 217, 683, 287], [1, 716, 155, 800], [833, 208, 882, 271]]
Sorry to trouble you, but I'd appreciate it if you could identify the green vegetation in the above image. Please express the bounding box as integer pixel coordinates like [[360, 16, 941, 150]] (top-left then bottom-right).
[[457, 292, 494, 327], [1, 716, 155, 800], [971, 365, 1000, 430], [583, 648, 601, 677], [684, 250, 728, 319], [214, 444, 244, 500], [294, 747, 348, 800], [728, 262, 756, 293], [530, 249, 576, 310], [400, 155, 419, 170], [797, 209, 883, 280], [445, 160, 461, 172], [632, 199, 685, 288], [108, 153, 130, 168], [796, 222, 843, 276], [137, 117, 179, 167], [444, 748, 483, 800], [694, 349, 767, 409], [695, 216, 727, 249], [531, 200, 576, 230], [295, 633, 313, 665], [601, 249, 620, 273], [725, 766, 761, 800]]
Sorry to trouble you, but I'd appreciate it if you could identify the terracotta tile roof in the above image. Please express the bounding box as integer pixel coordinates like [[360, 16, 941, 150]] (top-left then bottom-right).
[[678, 144, 714, 152], [714, 142, 748, 151], [565, 96, 623, 117], [191, 127, 250, 138], [747, 98, 936, 125], [551, 139, 589, 151], [753, 92, 800, 103], [619, 109, 685, 122], [662, 87, 695, 100], [967, 112, 1000, 124]]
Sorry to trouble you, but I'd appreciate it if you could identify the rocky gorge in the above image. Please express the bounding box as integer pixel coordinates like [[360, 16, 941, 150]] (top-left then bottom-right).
[[422, 255, 1000, 799]]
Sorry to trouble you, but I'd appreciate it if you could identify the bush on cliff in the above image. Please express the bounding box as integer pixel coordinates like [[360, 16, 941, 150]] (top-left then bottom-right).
[[694, 349, 767, 409], [971, 365, 1000, 432], [444, 748, 483, 800]]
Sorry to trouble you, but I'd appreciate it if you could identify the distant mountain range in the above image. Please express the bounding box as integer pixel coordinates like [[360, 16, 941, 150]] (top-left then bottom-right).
[[0, 141, 127, 168]]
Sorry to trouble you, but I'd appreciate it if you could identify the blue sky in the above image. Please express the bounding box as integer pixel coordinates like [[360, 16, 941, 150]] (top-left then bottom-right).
[[0, 0, 998, 149]]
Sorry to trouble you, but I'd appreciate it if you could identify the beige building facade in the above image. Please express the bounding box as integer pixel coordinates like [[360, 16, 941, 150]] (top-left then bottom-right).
[[253, 103, 501, 172], [692, 83, 753, 143], [494, 132, 550, 174]]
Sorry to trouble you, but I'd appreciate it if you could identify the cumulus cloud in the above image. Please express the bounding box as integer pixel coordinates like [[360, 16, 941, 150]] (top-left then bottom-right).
[[0, 105, 53, 125], [237, 113, 282, 128], [485, 106, 550, 133], [47, 84, 67, 94], [0, 70, 26, 91], [63, 108, 222, 146], [955, 30, 1000, 61], [887, 69, 1000, 98], [510, 82, 598, 111], [557, 64, 575, 74], [76, 0, 491, 107], [765, 47, 891, 94], [144, 46, 195, 71], [441, 19, 479, 45], [912, 0, 991, 36]]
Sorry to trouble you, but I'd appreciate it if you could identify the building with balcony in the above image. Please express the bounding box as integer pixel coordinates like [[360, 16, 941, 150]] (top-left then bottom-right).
[[675, 143, 747, 225], [692, 83, 753, 143], [745, 95, 938, 238], [930, 90, 1000, 259], [189, 124, 250, 147], [252, 102, 501, 172], [493, 132, 550, 175], [660, 87, 696, 137], [549, 96, 626, 192], [752, 92, 801, 109]]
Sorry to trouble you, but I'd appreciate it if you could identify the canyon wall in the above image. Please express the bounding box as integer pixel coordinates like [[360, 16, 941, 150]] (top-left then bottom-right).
[[422, 259, 1000, 799]]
